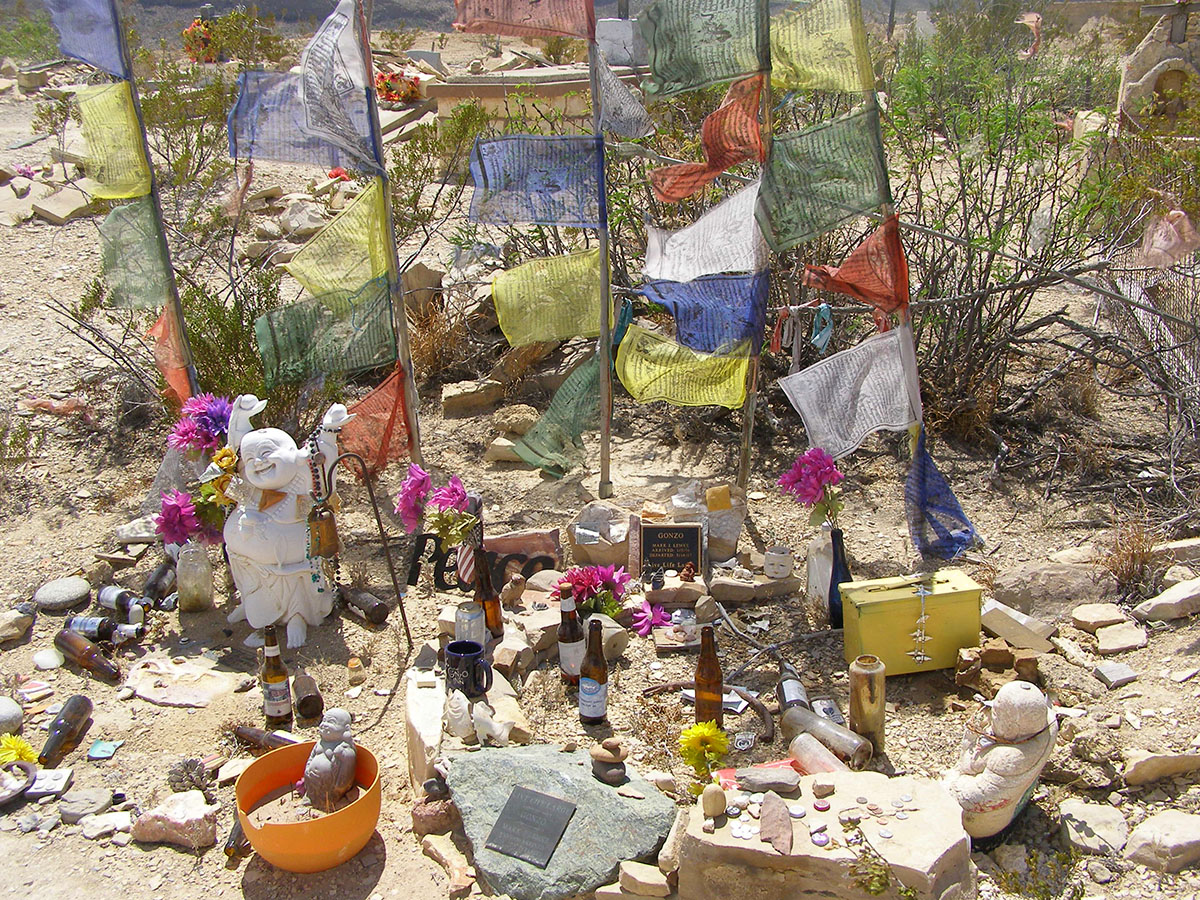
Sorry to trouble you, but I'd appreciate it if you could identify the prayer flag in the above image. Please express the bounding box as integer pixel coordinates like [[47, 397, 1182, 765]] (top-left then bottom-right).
[[227, 71, 378, 172], [339, 363, 412, 475], [285, 178, 391, 301], [78, 82, 152, 199], [644, 180, 767, 282], [493, 249, 603, 347], [778, 320, 921, 459], [469, 135, 604, 228], [514, 353, 601, 476], [906, 428, 978, 559], [596, 52, 655, 139], [639, 0, 769, 97], [147, 306, 192, 407], [648, 76, 764, 203], [617, 324, 751, 409], [43, 0, 129, 80], [1136, 210, 1200, 268], [256, 276, 397, 389], [99, 197, 171, 310], [641, 271, 768, 353], [453, 0, 596, 40], [756, 105, 890, 252], [803, 214, 909, 328], [770, 0, 874, 93]]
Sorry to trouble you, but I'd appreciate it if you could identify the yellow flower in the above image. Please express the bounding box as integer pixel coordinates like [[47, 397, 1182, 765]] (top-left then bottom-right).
[[678, 720, 729, 768], [0, 734, 36, 764], [213, 447, 238, 474], [211, 473, 234, 507]]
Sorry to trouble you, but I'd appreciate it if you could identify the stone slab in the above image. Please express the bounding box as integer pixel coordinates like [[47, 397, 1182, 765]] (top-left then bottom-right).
[[1151, 537, 1200, 565], [1060, 798, 1128, 855], [708, 574, 803, 605], [442, 379, 505, 417], [446, 744, 676, 900], [1133, 577, 1200, 622], [32, 187, 93, 225], [1071, 603, 1128, 634], [980, 599, 1055, 652], [1125, 810, 1200, 872], [1095, 622, 1147, 655], [1124, 749, 1200, 786], [405, 668, 446, 799], [1093, 662, 1138, 690]]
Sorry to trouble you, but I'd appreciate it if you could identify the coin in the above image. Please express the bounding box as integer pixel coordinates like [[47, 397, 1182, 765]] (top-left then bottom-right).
[[879, 829, 894, 840], [726, 806, 741, 818], [788, 805, 807, 819], [900, 794, 913, 802], [896, 812, 909, 820], [855, 796, 869, 804], [892, 800, 906, 808]]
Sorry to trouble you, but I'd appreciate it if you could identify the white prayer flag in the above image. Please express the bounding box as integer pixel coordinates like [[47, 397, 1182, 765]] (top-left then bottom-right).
[[779, 321, 922, 459], [597, 52, 655, 139], [644, 181, 767, 282]]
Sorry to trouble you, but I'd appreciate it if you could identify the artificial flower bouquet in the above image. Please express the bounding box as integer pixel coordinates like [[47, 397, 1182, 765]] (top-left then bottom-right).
[[155, 393, 237, 546], [394, 463, 478, 548], [557, 564, 632, 620], [778, 447, 845, 527]]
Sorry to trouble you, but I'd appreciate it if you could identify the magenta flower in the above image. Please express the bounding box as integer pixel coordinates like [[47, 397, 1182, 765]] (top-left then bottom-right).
[[181, 393, 216, 418], [430, 475, 468, 512], [631, 600, 670, 636], [15, 164, 35, 179], [558, 566, 603, 604], [393, 463, 432, 532], [156, 490, 200, 545], [596, 564, 632, 601], [778, 448, 843, 505], [167, 417, 202, 451]]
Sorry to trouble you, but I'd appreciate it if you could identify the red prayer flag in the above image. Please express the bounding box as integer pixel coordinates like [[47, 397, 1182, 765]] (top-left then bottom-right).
[[803, 214, 910, 329], [648, 75, 765, 203], [453, 0, 595, 40], [146, 306, 192, 407], [339, 363, 412, 477]]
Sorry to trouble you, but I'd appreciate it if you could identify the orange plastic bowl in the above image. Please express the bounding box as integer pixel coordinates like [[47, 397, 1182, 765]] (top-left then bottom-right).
[[235, 740, 381, 873]]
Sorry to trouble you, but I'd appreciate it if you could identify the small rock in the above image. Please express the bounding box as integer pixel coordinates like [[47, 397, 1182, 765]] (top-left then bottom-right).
[[114, 515, 158, 544], [1161, 565, 1195, 589], [279, 199, 326, 238], [441, 380, 505, 418], [411, 797, 461, 837], [1071, 603, 1128, 634], [619, 860, 670, 897], [1170, 668, 1200, 684], [0, 696, 22, 735], [33, 575, 91, 611], [700, 783, 726, 817], [116, 687, 134, 700], [811, 776, 835, 798], [0, 608, 33, 644], [1132, 577, 1200, 622], [59, 788, 113, 824], [130, 791, 219, 849], [1094, 662, 1138, 690], [484, 436, 524, 464], [759, 791, 792, 855], [1060, 798, 1129, 855], [1096, 622, 1147, 655], [80, 810, 132, 841], [645, 770, 676, 793], [1124, 749, 1200, 786], [991, 843, 1029, 877], [693, 594, 718, 624], [492, 404, 539, 436], [735, 767, 801, 793], [111, 832, 132, 846], [33, 647, 64, 670], [1087, 859, 1114, 883], [1124, 810, 1200, 872]]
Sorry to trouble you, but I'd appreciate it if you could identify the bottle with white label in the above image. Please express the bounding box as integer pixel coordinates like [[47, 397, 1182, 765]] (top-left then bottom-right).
[[579, 618, 608, 725], [259, 625, 292, 729], [557, 591, 585, 686], [97, 585, 150, 625]]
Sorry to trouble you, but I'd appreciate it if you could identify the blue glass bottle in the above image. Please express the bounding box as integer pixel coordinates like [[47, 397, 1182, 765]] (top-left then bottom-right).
[[828, 528, 852, 629]]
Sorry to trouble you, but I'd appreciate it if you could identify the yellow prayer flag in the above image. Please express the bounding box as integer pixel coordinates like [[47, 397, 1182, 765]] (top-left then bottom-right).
[[493, 249, 603, 348], [616, 324, 751, 409], [285, 177, 391, 301], [771, 0, 874, 93], [78, 82, 151, 199]]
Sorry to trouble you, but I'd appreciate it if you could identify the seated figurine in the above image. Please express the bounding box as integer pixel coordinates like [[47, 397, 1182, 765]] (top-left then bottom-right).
[[304, 708, 358, 812], [943, 681, 1058, 839]]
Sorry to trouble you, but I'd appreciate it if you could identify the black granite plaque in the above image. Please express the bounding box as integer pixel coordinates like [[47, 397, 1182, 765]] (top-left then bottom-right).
[[484, 786, 576, 869], [639, 522, 703, 577]]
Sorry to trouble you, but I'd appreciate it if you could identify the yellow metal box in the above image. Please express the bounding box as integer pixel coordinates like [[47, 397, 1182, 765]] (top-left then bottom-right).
[[841, 570, 982, 675]]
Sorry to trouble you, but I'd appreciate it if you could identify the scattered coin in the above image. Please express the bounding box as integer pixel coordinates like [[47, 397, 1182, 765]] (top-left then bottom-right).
[[879, 829, 894, 840]]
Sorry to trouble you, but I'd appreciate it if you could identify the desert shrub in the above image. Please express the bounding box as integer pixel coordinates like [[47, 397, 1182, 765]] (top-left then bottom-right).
[[0, 3, 58, 63]]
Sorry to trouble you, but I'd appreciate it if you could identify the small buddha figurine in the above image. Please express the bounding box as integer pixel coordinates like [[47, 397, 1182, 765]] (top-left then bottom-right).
[[679, 562, 697, 583], [304, 708, 358, 812]]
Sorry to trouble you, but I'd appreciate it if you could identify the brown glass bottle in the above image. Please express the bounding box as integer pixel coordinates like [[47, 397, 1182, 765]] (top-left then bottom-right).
[[233, 725, 298, 751], [557, 590, 585, 686], [97, 585, 150, 625], [339, 585, 389, 625], [579, 618, 608, 725], [65, 616, 144, 645], [694, 625, 724, 727], [54, 629, 120, 681], [473, 545, 504, 639], [292, 670, 325, 719], [224, 819, 251, 858], [38, 694, 93, 767], [143, 557, 176, 603], [259, 625, 293, 729]]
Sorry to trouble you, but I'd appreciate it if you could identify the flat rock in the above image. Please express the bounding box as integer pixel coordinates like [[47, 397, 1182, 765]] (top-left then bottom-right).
[[1124, 749, 1200, 786], [216, 757, 254, 785], [658, 808, 688, 874], [446, 744, 676, 900], [32, 187, 93, 225], [125, 657, 237, 707], [980, 599, 1055, 652], [485, 436, 525, 463], [759, 791, 793, 855], [992, 560, 1115, 620], [735, 767, 801, 793], [0, 607, 32, 645], [708, 574, 802, 605], [279, 199, 325, 237], [115, 514, 159, 544], [0, 696, 22, 734], [493, 404, 540, 435], [442, 379, 505, 418], [59, 788, 113, 824], [1162, 565, 1196, 589], [131, 790, 219, 849], [33, 575, 91, 611], [1093, 662, 1138, 690], [514, 606, 561, 652], [405, 668, 446, 798], [1125, 810, 1200, 872], [1096, 622, 1147, 655], [1059, 798, 1128, 855], [620, 860, 670, 897], [1087, 859, 1115, 883], [80, 810, 132, 840], [1151, 537, 1200, 565], [1071, 603, 1127, 634], [1133, 577, 1200, 622]]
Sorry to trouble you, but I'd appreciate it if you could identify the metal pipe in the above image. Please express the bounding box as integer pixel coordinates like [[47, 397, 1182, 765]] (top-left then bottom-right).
[[588, 40, 615, 499]]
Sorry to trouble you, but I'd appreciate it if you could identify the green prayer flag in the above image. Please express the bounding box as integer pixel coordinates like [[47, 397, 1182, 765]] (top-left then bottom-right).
[[639, 0, 768, 98], [99, 197, 172, 309], [756, 105, 890, 252]]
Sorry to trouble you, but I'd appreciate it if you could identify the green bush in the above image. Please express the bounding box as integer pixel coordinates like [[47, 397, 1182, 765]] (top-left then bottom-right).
[[0, 5, 58, 64]]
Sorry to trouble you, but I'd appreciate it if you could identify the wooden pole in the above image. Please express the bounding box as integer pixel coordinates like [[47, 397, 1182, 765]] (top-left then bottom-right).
[[357, 0, 424, 464], [588, 42, 616, 500]]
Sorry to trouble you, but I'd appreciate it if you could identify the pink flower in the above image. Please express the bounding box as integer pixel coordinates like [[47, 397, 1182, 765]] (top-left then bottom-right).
[[430, 475, 468, 512], [156, 490, 200, 545], [778, 448, 844, 506], [393, 463, 432, 532], [596, 564, 632, 601], [558, 566, 602, 604], [631, 600, 670, 636], [167, 417, 202, 451]]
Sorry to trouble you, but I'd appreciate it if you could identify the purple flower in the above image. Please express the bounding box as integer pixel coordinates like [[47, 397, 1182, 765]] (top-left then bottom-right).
[[596, 564, 632, 601], [181, 393, 216, 418], [631, 600, 670, 637], [156, 490, 200, 545], [193, 395, 232, 439], [15, 164, 35, 179], [393, 463, 432, 532], [430, 475, 468, 512], [778, 448, 844, 506]]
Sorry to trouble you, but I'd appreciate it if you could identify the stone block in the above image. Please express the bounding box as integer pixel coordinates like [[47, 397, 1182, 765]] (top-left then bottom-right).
[[17, 70, 49, 90], [694, 595, 718, 623], [992, 560, 1115, 620], [980, 599, 1055, 652], [438, 603, 459, 637], [1095, 622, 1147, 655], [1133, 577, 1200, 622], [645, 579, 707, 609], [493, 404, 540, 435], [1071, 603, 1128, 634], [708, 574, 803, 605], [659, 808, 689, 874], [514, 606, 561, 652], [32, 187, 93, 225], [492, 633, 534, 680], [0, 608, 33, 644], [1060, 798, 1128, 855], [442, 379, 505, 417], [1093, 661, 1137, 690], [1124, 749, 1200, 786], [980, 638, 1014, 669], [130, 791, 218, 848], [421, 832, 474, 896], [1151, 537, 1200, 565], [621, 861, 671, 897], [405, 668, 446, 799], [1124, 810, 1200, 872], [485, 436, 524, 463]]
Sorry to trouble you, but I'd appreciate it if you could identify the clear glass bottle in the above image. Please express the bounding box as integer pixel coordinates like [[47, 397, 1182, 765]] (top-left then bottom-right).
[[175, 540, 214, 613], [849, 654, 886, 753]]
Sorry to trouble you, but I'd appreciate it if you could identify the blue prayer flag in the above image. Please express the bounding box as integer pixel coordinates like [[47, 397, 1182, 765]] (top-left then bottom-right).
[[641, 271, 768, 354], [469, 135, 604, 228], [905, 428, 979, 559], [43, 0, 129, 80]]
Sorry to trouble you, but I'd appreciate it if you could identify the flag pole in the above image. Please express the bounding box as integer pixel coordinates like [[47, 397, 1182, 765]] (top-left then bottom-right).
[[114, 6, 200, 397], [737, 2, 772, 491], [357, 0, 424, 465], [588, 40, 616, 500]]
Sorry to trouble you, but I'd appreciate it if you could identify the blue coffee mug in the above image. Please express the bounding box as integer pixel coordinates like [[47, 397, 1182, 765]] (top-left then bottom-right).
[[445, 639, 493, 698]]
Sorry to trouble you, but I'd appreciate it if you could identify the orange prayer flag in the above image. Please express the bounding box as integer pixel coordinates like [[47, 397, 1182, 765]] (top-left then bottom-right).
[[803, 214, 909, 328], [648, 75, 764, 203], [146, 306, 192, 407], [339, 363, 412, 477]]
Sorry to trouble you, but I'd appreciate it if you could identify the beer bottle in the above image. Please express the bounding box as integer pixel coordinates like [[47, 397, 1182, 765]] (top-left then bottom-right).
[[143, 557, 176, 604], [694, 625, 724, 727], [38, 694, 93, 767], [339, 585, 389, 625], [97, 585, 150, 625], [259, 625, 293, 729], [579, 618, 608, 725], [473, 545, 504, 639], [557, 589, 585, 686], [224, 819, 252, 858], [65, 615, 144, 645], [54, 629, 120, 681], [233, 725, 298, 751], [292, 670, 324, 720], [777, 659, 810, 711]]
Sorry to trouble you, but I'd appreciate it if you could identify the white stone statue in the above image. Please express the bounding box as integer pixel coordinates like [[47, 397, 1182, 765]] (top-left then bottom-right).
[[304, 708, 357, 812], [943, 681, 1058, 839], [223, 394, 354, 648]]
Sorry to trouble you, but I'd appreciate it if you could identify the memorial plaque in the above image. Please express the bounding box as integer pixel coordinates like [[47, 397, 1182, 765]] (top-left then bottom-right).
[[484, 786, 576, 869], [639, 522, 703, 578]]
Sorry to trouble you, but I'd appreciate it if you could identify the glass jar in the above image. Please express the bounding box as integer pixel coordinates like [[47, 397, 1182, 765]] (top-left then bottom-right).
[[175, 540, 214, 613], [455, 601, 487, 647]]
